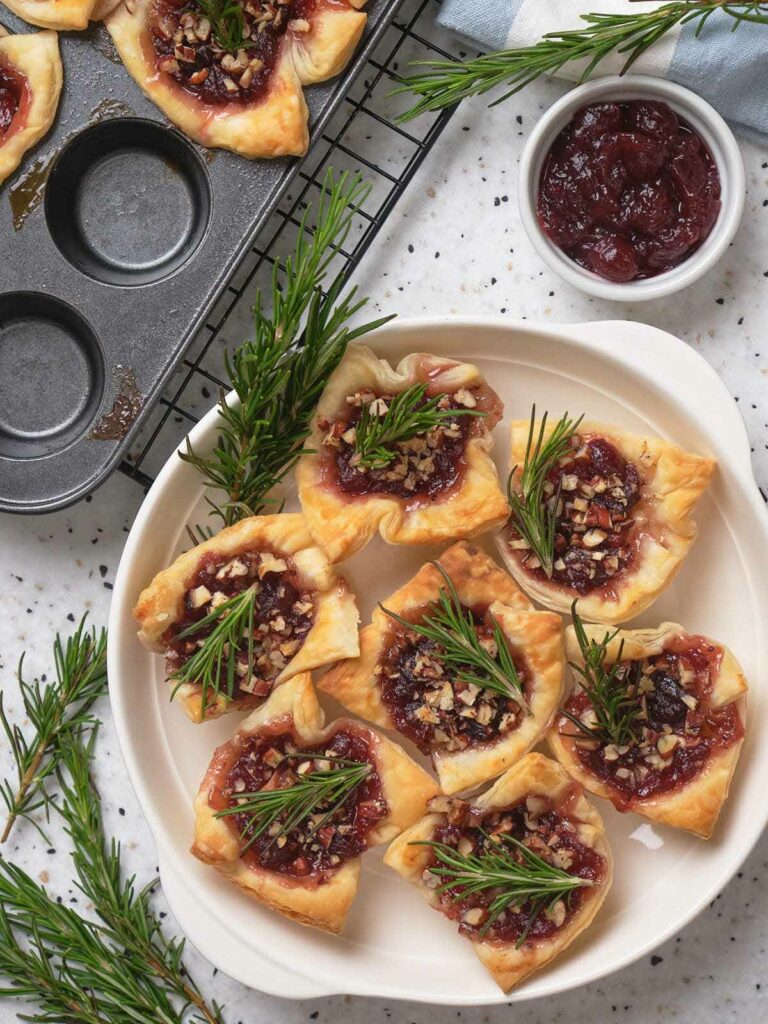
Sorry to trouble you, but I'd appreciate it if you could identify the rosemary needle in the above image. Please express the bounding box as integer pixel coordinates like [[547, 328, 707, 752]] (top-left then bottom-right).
[[416, 831, 592, 946], [353, 382, 485, 469], [195, 0, 251, 52], [395, 2, 768, 120], [214, 754, 371, 852], [380, 562, 529, 713], [506, 406, 583, 578], [560, 603, 642, 748]]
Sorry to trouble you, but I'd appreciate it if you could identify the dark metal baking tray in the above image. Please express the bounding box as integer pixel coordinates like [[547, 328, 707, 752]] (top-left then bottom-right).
[[0, 0, 403, 514]]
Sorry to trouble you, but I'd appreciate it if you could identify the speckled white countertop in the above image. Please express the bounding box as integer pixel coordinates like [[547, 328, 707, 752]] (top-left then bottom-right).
[[2, 16, 767, 1023]]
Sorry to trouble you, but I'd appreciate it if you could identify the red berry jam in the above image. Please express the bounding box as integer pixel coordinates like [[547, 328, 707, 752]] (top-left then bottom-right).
[[0, 63, 23, 137], [537, 100, 721, 283]]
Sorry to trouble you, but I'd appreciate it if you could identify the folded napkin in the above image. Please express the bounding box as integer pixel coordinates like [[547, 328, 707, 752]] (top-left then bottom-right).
[[437, 0, 768, 141]]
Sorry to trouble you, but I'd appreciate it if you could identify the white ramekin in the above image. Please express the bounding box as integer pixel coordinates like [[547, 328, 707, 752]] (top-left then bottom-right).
[[518, 75, 745, 302]]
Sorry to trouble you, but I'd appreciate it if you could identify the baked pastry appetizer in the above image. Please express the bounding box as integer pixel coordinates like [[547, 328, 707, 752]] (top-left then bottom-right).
[[296, 344, 509, 563], [134, 513, 358, 722], [496, 411, 715, 623], [548, 617, 747, 838], [0, 27, 62, 186], [106, 0, 367, 158], [321, 541, 564, 794], [192, 673, 438, 933], [0, 0, 110, 29], [384, 753, 612, 992]]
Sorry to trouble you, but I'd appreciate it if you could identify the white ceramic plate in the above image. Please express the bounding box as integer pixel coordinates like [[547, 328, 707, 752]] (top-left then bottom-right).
[[109, 317, 768, 1005]]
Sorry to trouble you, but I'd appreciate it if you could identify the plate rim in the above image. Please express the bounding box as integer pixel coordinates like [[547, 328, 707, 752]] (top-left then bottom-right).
[[108, 315, 768, 1004]]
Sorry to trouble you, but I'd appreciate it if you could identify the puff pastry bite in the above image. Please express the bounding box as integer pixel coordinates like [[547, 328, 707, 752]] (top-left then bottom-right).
[[133, 513, 358, 722], [0, 27, 62, 186], [321, 541, 564, 794], [384, 753, 612, 992], [0, 0, 108, 29], [548, 620, 747, 838], [192, 673, 438, 934], [296, 344, 509, 563], [106, 0, 367, 158], [496, 416, 715, 624]]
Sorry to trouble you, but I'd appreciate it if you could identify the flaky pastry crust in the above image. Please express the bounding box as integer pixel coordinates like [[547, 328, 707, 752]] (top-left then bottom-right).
[[496, 419, 715, 624], [321, 541, 565, 793], [133, 513, 359, 722], [296, 344, 509, 563], [384, 753, 612, 992], [192, 673, 438, 934], [0, 29, 62, 186], [548, 622, 747, 838], [106, 0, 367, 158], [1, 0, 99, 29]]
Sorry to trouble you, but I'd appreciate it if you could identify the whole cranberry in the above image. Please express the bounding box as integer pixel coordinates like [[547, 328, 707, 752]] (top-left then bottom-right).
[[625, 100, 679, 141], [578, 233, 639, 282], [570, 102, 622, 146], [623, 179, 676, 234], [617, 132, 668, 181]]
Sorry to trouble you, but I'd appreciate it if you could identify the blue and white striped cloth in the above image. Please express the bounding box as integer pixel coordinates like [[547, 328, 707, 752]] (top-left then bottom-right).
[[437, 0, 768, 141]]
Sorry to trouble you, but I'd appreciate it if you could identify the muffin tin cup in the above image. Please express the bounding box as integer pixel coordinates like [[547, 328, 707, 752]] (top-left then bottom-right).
[[0, 0, 402, 514]]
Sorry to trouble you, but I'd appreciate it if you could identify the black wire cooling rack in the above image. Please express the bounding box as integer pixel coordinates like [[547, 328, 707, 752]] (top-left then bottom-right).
[[119, 0, 459, 490]]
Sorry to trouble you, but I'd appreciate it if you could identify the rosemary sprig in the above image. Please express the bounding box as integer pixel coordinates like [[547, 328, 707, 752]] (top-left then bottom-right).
[[506, 406, 583, 578], [180, 169, 394, 526], [380, 562, 529, 712], [560, 603, 642, 748], [55, 730, 226, 1024], [194, 0, 251, 53], [396, 1, 768, 120], [353, 383, 484, 469], [0, 728, 225, 1024], [214, 754, 371, 852], [416, 831, 592, 946], [0, 616, 107, 844], [168, 585, 257, 711]]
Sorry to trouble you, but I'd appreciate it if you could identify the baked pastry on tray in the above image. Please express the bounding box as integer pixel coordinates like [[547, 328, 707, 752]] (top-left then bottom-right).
[[106, 0, 367, 158], [496, 414, 715, 624], [192, 673, 438, 934], [548, 619, 747, 838], [320, 541, 564, 794], [1, 0, 113, 30], [296, 344, 509, 563], [0, 27, 62, 186], [384, 753, 612, 992], [134, 513, 359, 722]]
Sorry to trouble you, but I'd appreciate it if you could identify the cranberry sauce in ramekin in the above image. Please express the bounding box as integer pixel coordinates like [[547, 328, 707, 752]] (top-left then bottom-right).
[[537, 99, 721, 283]]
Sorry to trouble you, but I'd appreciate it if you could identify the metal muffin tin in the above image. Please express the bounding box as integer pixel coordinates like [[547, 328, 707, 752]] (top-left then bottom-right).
[[0, 0, 401, 514]]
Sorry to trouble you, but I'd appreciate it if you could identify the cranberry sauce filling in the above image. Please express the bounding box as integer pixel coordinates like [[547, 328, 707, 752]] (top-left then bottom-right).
[[508, 433, 642, 596], [427, 795, 604, 944], [164, 548, 314, 701], [537, 100, 721, 282], [559, 636, 743, 807], [379, 606, 529, 756], [151, 0, 316, 104], [220, 727, 387, 877], [0, 63, 23, 136], [320, 385, 485, 501]]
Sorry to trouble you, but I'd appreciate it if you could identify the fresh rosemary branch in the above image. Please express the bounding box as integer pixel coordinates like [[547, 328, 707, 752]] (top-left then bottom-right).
[[380, 562, 529, 712], [0, 616, 107, 844], [194, 0, 251, 53], [54, 730, 226, 1024], [214, 754, 371, 852], [180, 169, 393, 526], [416, 831, 592, 945], [353, 383, 484, 469], [396, 2, 768, 120], [506, 407, 583, 578], [169, 586, 257, 710], [560, 603, 642, 748]]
